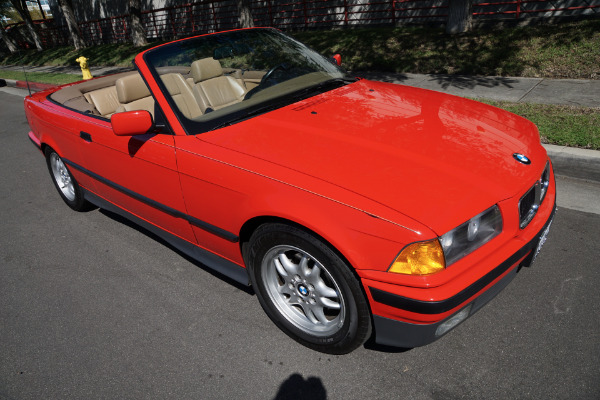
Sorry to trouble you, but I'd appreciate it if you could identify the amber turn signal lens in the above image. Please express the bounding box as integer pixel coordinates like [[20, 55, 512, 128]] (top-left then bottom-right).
[[388, 239, 446, 275]]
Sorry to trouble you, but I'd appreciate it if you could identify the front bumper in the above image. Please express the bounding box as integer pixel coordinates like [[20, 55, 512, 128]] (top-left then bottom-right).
[[370, 200, 556, 348]]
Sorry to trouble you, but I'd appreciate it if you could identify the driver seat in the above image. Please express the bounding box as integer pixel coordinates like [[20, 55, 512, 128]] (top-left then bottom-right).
[[190, 58, 246, 113]]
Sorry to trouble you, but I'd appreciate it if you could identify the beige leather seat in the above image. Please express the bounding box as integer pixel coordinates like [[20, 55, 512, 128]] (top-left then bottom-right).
[[190, 58, 246, 113], [161, 73, 203, 119], [86, 86, 120, 118], [115, 74, 155, 117]]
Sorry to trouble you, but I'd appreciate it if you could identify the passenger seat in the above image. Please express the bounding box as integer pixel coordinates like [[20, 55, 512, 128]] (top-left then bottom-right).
[[189, 58, 246, 113], [161, 73, 203, 119], [115, 74, 155, 117]]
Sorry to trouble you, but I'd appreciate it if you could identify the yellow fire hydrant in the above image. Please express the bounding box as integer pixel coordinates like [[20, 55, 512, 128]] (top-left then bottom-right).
[[75, 56, 93, 80]]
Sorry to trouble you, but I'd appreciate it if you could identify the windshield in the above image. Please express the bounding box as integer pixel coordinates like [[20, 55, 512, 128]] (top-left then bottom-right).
[[142, 28, 351, 133]]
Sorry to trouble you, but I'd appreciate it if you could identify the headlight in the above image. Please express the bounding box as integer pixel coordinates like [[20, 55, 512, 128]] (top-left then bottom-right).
[[440, 205, 503, 266], [388, 239, 445, 275], [388, 205, 502, 276]]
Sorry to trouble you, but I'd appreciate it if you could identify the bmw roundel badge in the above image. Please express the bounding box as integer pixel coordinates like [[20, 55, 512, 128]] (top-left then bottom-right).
[[513, 153, 531, 165], [298, 285, 309, 296]]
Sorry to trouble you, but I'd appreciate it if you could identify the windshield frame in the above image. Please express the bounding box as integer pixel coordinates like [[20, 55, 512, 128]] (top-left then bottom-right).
[[140, 27, 352, 135]]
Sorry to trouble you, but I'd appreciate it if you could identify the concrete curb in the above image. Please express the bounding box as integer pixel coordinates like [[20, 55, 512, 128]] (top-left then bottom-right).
[[1, 78, 56, 92], [544, 144, 600, 183]]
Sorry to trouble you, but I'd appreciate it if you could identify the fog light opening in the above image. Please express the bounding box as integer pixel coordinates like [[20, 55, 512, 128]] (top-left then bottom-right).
[[435, 304, 473, 338]]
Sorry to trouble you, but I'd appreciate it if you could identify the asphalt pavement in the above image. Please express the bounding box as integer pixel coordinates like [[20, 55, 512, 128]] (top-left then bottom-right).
[[1, 85, 599, 399]]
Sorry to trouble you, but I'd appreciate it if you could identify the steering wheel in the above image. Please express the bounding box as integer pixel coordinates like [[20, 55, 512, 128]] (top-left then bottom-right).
[[260, 63, 287, 84], [244, 63, 287, 100]]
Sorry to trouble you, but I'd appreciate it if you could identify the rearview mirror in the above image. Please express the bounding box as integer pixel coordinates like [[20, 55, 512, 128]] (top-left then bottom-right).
[[111, 110, 154, 136], [332, 54, 342, 66]]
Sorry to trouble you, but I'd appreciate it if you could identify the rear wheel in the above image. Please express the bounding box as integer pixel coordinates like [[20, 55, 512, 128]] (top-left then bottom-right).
[[45, 148, 91, 211], [247, 223, 371, 354]]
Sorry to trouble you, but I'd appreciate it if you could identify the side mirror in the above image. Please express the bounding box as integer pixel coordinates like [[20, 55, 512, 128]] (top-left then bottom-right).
[[111, 110, 154, 136], [332, 54, 342, 66]]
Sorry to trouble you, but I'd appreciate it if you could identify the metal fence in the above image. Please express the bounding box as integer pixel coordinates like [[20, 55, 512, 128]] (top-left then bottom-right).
[[8, 0, 600, 48]]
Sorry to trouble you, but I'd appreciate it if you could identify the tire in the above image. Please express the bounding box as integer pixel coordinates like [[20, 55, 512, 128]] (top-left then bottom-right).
[[247, 223, 372, 354], [45, 147, 92, 211]]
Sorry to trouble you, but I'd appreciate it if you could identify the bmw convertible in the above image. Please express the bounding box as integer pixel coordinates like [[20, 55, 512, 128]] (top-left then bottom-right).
[[25, 28, 556, 354]]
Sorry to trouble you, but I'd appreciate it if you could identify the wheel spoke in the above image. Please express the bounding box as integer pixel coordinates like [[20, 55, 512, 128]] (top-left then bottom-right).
[[315, 279, 337, 299], [311, 305, 329, 325], [277, 282, 294, 296], [299, 255, 310, 277], [273, 257, 288, 277], [277, 253, 298, 276], [320, 297, 340, 310], [303, 305, 320, 324]]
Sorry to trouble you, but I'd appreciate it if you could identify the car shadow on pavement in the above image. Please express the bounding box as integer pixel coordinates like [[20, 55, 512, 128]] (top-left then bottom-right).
[[363, 335, 412, 353], [98, 208, 254, 295]]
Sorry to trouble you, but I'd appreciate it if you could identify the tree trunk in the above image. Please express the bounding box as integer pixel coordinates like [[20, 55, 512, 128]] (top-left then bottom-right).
[[237, 0, 255, 28], [10, 0, 43, 50], [0, 26, 19, 53], [129, 0, 147, 47], [446, 0, 473, 34], [57, 0, 85, 50]]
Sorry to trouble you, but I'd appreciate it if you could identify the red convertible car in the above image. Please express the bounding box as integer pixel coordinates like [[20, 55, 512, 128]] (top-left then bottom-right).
[[25, 28, 555, 354]]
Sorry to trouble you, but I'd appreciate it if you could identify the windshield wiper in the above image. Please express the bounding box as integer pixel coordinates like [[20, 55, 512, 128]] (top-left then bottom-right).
[[288, 77, 356, 101], [209, 103, 280, 131]]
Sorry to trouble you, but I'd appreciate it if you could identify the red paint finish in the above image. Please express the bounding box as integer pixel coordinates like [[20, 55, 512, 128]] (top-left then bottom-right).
[[111, 110, 154, 136], [24, 29, 557, 349]]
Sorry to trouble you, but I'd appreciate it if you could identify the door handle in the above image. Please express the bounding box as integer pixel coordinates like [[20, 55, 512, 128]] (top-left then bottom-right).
[[80, 131, 92, 142]]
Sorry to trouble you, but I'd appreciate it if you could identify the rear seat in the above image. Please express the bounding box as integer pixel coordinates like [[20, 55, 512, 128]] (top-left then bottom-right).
[[50, 71, 136, 117], [115, 74, 155, 117], [87, 86, 120, 118]]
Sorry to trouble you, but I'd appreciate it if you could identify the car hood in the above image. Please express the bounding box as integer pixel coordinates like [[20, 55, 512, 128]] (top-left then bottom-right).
[[199, 79, 547, 235]]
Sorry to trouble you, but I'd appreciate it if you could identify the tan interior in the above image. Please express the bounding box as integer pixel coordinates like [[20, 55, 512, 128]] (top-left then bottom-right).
[[49, 61, 257, 121], [190, 58, 246, 113], [115, 74, 155, 117], [161, 73, 203, 119], [87, 86, 120, 117]]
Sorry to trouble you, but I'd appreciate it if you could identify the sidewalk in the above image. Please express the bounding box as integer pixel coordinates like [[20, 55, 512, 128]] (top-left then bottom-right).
[[0, 64, 133, 77], [1, 65, 598, 181], [357, 71, 600, 108], [1, 64, 600, 107]]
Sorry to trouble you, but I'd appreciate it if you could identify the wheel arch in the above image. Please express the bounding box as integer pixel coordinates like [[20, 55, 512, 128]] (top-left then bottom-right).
[[39, 137, 60, 158], [239, 215, 363, 287]]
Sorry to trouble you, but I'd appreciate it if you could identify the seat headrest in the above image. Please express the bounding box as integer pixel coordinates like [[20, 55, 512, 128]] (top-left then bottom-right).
[[191, 58, 223, 83], [161, 73, 183, 96], [116, 74, 151, 104]]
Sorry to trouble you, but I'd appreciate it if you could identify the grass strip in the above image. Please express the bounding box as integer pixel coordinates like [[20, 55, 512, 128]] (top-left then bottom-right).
[[0, 42, 161, 69], [292, 19, 600, 79], [0, 69, 82, 85], [480, 100, 600, 150]]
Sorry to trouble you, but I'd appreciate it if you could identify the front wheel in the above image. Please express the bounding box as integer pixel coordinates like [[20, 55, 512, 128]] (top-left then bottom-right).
[[247, 223, 371, 354], [45, 148, 92, 211]]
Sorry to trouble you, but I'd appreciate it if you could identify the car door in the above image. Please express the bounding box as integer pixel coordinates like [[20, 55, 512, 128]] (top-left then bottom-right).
[[75, 115, 196, 244]]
